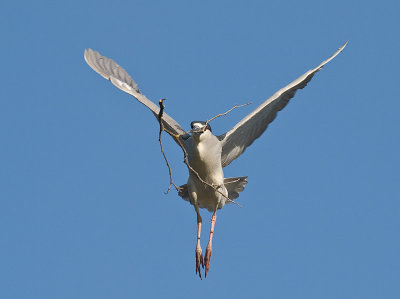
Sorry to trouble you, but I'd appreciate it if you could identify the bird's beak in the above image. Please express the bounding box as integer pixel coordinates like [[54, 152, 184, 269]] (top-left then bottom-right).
[[190, 128, 204, 136]]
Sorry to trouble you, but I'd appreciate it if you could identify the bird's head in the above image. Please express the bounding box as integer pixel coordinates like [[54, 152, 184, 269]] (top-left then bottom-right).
[[190, 121, 212, 138]]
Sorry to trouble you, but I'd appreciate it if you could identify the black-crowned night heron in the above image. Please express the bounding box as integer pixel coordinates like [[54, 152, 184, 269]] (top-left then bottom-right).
[[84, 42, 347, 279]]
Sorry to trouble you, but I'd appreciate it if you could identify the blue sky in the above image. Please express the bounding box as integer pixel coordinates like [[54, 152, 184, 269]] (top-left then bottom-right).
[[1, 0, 399, 298]]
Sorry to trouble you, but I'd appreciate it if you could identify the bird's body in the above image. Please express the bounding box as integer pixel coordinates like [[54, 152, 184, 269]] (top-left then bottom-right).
[[185, 128, 227, 212], [84, 42, 347, 279]]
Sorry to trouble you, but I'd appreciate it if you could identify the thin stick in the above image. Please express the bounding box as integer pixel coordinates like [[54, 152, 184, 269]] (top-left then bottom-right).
[[204, 102, 251, 128], [222, 178, 242, 184], [157, 99, 180, 193]]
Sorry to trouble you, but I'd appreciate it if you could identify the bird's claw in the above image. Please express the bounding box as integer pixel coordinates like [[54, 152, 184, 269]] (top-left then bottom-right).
[[195, 249, 204, 279], [204, 246, 212, 277]]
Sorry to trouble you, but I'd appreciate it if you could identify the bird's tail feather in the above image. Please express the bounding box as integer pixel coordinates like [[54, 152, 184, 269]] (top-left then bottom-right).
[[178, 176, 248, 202], [224, 176, 248, 200]]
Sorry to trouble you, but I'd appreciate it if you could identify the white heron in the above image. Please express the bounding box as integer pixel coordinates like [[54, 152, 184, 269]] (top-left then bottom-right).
[[84, 42, 347, 278]]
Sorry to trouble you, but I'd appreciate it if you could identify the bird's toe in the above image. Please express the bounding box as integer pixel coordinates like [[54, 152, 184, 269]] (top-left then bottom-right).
[[204, 246, 212, 278], [195, 248, 204, 279]]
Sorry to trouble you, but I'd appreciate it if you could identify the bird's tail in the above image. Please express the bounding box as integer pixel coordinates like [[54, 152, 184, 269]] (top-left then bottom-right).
[[178, 176, 248, 202], [223, 176, 248, 200]]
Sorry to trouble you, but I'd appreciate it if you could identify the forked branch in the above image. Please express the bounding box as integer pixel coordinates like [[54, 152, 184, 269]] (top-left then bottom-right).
[[157, 99, 180, 193]]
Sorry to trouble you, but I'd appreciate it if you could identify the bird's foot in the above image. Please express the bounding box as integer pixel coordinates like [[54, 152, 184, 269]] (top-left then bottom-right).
[[204, 246, 212, 277], [195, 248, 204, 279]]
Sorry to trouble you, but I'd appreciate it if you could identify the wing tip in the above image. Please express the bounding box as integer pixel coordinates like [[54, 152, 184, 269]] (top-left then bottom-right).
[[83, 48, 90, 64], [83, 48, 95, 59], [337, 40, 348, 53], [315, 40, 348, 71]]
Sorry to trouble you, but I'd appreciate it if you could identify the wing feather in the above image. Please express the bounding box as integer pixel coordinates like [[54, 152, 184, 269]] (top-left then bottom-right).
[[219, 42, 347, 167], [84, 49, 186, 141]]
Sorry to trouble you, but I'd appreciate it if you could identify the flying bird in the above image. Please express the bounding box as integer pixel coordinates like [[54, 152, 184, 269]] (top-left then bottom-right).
[[84, 42, 347, 279]]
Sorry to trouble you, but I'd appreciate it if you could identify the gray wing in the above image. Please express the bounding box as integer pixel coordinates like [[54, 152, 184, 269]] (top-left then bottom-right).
[[84, 49, 186, 142], [218, 42, 347, 167]]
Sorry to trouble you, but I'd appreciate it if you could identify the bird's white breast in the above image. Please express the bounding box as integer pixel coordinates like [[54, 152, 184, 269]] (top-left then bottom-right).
[[185, 131, 227, 211], [186, 131, 224, 182]]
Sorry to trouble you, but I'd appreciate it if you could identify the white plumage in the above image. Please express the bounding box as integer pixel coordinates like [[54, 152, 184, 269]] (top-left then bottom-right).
[[84, 42, 347, 278]]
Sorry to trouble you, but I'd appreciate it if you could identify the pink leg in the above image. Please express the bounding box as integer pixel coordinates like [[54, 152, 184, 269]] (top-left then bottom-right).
[[195, 208, 204, 279], [204, 210, 217, 277]]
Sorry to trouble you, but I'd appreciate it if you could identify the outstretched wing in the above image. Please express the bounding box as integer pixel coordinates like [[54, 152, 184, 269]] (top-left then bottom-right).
[[84, 49, 186, 142], [218, 42, 347, 168]]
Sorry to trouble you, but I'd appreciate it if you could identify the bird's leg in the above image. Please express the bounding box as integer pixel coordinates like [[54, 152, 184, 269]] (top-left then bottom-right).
[[194, 206, 203, 279], [204, 210, 217, 277]]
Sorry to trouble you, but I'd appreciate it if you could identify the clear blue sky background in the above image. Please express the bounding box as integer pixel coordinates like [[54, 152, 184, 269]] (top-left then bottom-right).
[[1, 0, 399, 298]]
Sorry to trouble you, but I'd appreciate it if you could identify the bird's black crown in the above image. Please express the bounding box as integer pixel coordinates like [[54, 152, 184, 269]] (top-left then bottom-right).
[[190, 121, 212, 132]]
